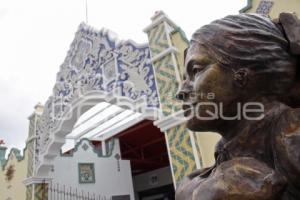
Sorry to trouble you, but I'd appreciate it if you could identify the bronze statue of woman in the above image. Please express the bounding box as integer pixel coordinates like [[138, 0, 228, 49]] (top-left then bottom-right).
[[175, 13, 300, 200]]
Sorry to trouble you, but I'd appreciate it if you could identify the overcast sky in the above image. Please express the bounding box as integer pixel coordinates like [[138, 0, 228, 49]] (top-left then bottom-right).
[[0, 0, 246, 154]]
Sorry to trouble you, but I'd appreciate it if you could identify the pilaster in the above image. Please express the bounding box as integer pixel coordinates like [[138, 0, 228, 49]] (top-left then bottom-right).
[[145, 11, 202, 187], [25, 103, 45, 200]]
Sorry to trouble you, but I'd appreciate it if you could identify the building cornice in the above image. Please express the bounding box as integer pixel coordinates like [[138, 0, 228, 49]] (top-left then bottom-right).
[[150, 46, 179, 63], [23, 177, 52, 186]]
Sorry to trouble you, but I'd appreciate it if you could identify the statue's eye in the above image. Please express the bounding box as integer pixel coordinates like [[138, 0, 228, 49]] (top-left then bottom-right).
[[192, 64, 205, 75]]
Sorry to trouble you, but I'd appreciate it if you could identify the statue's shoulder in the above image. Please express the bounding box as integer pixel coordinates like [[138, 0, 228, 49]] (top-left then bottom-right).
[[274, 107, 300, 190], [276, 107, 300, 138], [177, 157, 286, 200]]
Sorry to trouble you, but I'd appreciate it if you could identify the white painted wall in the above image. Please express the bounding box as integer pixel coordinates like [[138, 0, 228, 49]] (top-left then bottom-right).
[[49, 138, 135, 199]]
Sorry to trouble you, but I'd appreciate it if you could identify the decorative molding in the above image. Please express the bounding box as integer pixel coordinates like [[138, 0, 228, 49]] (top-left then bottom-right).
[[1, 145, 29, 171], [150, 46, 178, 63], [23, 177, 52, 186], [256, 0, 274, 15], [59, 138, 115, 158], [82, 143, 89, 151]]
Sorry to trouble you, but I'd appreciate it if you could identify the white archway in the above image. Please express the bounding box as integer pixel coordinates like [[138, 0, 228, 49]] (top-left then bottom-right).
[[35, 23, 160, 177]]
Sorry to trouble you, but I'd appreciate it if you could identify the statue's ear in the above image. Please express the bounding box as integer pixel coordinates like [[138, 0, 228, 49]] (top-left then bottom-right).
[[233, 68, 249, 88], [278, 12, 300, 55]]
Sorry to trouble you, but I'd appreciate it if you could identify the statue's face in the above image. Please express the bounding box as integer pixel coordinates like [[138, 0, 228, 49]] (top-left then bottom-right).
[[177, 43, 239, 131]]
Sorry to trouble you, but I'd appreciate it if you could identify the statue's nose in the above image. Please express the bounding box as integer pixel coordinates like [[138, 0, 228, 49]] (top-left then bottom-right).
[[176, 80, 193, 101]]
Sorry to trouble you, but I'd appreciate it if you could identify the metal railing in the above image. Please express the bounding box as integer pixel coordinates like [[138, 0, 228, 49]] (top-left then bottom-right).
[[47, 182, 111, 200]]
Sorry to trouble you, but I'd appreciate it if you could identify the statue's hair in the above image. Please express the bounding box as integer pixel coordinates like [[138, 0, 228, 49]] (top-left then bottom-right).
[[191, 13, 300, 108]]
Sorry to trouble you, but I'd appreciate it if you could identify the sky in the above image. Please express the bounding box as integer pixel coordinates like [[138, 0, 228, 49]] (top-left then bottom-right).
[[0, 0, 246, 154]]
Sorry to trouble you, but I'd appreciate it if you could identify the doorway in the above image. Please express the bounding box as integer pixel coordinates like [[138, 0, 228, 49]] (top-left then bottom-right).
[[117, 120, 175, 200]]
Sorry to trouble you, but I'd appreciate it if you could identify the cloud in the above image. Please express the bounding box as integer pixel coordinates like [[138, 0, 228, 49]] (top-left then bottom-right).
[[0, 9, 7, 21]]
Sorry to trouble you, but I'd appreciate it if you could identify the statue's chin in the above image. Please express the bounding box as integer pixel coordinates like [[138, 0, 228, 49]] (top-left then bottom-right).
[[186, 118, 209, 131], [186, 118, 216, 132]]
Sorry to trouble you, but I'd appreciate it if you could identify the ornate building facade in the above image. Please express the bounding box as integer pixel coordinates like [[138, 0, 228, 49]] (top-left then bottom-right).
[[1, 11, 209, 200], [4, 3, 299, 197]]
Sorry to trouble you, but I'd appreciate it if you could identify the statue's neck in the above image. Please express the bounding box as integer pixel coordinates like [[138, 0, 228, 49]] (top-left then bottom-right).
[[217, 98, 286, 141]]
